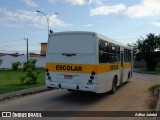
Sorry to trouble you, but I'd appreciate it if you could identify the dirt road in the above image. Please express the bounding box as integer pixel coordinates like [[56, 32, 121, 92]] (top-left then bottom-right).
[[0, 72, 160, 120]]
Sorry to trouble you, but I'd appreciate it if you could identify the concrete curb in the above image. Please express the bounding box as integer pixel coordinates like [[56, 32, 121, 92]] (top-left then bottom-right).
[[0, 86, 54, 102]]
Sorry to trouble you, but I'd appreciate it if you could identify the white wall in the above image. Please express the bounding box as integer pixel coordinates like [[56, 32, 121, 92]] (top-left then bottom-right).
[[30, 56, 46, 68], [0, 55, 46, 69]]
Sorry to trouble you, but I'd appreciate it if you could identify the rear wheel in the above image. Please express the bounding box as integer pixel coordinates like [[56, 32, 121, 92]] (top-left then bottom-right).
[[111, 77, 117, 94]]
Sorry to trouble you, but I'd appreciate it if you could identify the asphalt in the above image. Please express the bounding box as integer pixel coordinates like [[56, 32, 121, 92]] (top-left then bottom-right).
[[0, 86, 54, 102]]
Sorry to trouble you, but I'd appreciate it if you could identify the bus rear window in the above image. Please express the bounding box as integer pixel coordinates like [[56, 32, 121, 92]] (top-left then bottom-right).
[[48, 34, 94, 54]]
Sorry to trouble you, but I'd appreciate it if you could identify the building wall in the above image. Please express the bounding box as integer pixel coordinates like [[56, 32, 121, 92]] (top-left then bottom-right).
[[41, 43, 47, 56], [133, 59, 147, 68], [30, 56, 46, 68], [0, 55, 46, 69]]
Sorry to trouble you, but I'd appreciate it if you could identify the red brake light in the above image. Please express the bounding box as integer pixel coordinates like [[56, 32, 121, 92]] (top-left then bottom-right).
[[90, 75, 94, 79], [91, 71, 95, 75], [46, 68, 49, 72]]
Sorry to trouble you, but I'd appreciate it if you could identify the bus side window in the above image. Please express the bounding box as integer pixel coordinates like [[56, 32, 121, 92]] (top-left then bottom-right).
[[128, 50, 131, 62], [108, 43, 116, 63], [99, 40, 108, 63], [115, 46, 120, 62], [124, 49, 131, 62]]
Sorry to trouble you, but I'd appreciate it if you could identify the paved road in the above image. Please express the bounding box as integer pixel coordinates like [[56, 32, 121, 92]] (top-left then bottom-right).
[[0, 72, 160, 120]]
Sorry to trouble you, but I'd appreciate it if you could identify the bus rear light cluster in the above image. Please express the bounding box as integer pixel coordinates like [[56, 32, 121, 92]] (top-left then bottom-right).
[[91, 71, 95, 75], [46, 68, 52, 81], [90, 75, 94, 79], [88, 71, 96, 85]]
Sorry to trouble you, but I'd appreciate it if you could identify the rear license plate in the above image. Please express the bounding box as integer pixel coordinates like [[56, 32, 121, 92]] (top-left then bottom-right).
[[64, 75, 73, 79]]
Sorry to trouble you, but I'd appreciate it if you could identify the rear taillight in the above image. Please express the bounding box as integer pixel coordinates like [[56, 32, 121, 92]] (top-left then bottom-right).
[[91, 71, 95, 75], [48, 76, 51, 80], [47, 72, 50, 76], [46, 68, 49, 72], [90, 75, 94, 79], [88, 71, 96, 85], [46, 68, 52, 81]]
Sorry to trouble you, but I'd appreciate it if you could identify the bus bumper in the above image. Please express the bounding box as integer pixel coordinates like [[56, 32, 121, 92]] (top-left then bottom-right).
[[46, 81, 96, 93]]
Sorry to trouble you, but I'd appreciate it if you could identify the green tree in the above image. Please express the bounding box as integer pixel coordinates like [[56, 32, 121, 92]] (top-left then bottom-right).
[[20, 60, 40, 84], [134, 33, 160, 70], [12, 61, 21, 70], [0, 59, 2, 66]]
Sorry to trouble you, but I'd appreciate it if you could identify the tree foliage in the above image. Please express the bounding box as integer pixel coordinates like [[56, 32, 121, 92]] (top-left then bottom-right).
[[20, 60, 40, 84], [12, 61, 21, 71], [133, 33, 160, 70], [0, 59, 2, 66]]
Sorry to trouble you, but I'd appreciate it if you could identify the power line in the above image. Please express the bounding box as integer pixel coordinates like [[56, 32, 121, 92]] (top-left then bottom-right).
[[0, 39, 23, 43], [0, 43, 40, 48]]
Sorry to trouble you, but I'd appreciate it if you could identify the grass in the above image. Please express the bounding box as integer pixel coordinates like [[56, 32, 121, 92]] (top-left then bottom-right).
[[149, 84, 160, 93], [138, 67, 160, 74], [0, 68, 45, 94], [148, 84, 160, 109], [156, 68, 160, 73]]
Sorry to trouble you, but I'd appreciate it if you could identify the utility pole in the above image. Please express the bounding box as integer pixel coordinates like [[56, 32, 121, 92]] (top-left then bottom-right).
[[24, 38, 29, 62], [27, 38, 28, 62]]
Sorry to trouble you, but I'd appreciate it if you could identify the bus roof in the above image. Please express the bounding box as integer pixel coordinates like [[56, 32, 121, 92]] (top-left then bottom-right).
[[49, 31, 132, 49]]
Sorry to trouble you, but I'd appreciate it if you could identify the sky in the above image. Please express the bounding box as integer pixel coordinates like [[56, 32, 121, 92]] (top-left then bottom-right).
[[0, 0, 160, 54]]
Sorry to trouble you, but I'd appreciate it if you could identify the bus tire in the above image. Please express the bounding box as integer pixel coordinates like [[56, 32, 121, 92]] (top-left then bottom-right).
[[111, 77, 117, 94]]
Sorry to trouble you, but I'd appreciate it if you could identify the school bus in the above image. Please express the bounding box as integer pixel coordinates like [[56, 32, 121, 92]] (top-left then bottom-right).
[[46, 31, 132, 93]]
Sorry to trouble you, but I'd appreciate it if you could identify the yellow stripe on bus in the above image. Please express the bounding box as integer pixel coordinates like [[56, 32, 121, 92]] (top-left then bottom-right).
[[124, 62, 132, 69], [46, 62, 131, 74]]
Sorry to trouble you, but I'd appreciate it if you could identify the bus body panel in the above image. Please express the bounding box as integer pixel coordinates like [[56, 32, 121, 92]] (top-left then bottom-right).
[[46, 32, 99, 92], [46, 31, 132, 94]]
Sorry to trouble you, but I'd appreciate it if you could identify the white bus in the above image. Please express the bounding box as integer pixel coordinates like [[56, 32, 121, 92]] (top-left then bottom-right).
[[46, 31, 132, 94]]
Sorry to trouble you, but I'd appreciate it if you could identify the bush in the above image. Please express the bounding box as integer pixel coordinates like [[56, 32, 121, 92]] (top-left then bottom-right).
[[148, 84, 160, 109], [20, 60, 40, 84], [0, 59, 2, 66], [12, 61, 21, 71]]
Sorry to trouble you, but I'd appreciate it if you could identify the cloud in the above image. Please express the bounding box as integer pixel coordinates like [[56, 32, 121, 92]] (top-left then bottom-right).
[[151, 22, 160, 27], [64, 0, 86, 5], [65, 0, 107, 6], [48, 0, 59, 4], [4, 23, 20, 28], [24, 0, 38, 7], [90, 4, 126, 16], [89, 0, 160, 18], [48, 0, 88, 5], [48, 0, 106, 6], [88, 0, 106, 6], [0, 8, 72, 28], [85, 24, 94, 27], [125, 0, 160, 18]]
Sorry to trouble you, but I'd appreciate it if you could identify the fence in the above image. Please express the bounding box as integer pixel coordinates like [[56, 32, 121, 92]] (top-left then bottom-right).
[[0, 55, 46, 69]]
